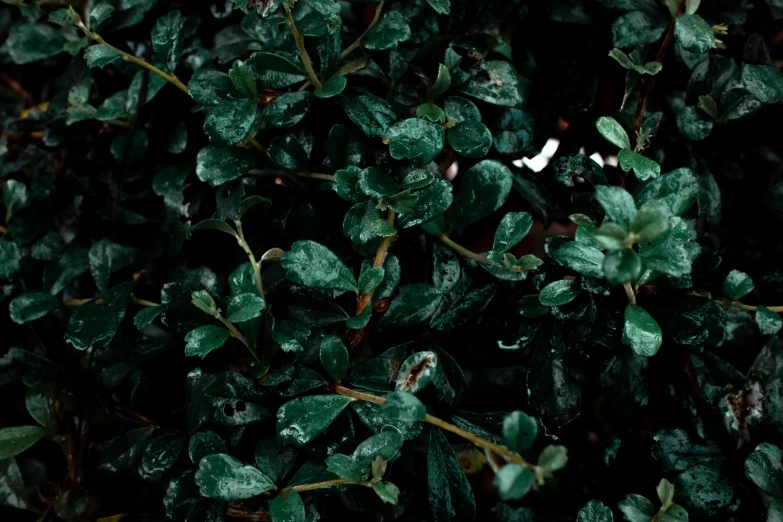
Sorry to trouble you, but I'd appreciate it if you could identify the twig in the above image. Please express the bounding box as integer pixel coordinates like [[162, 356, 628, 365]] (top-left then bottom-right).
[[76, 22, 188, 93], [283, 5, 323, 90], [215, 310, 262, 364], [631, 0, 685, 136], [246, 136, 268, 155], [248, 169, 335, 181], [340, 0, 386, 58], [437, 234, 491, 265], [234, 219, 265, 301], [131, 294, 161, 307], [356, 210, 396, 315], [333, 385, 535, 469], [281, 478, 358, 493], [623, 282, 637, 305], [715, 298, 783, 313]]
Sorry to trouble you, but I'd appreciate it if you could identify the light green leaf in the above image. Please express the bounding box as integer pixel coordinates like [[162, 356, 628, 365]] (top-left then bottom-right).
[[595, 185, 636, 231], [151, 10, 185, 72], [451, 160, 513, 231], [537, 445, 568, 479], [756, 306, 783, 335], [185, 325, 231, 358], [372, 481, 400, 504], [384, 118, 445, 165], [381, 392, 426, 422], [538, 280, 581, 307], [494, 464, 534, 501], [226, 293, 265, 322], [276, 395, 353, 447], [425, 0, 450, 15], [191, 289, 217, 315], [618, 149, 661, 181], [603, 249, 642, 285], [502, 411, 537, 453], [618, 494, 655, 522], [674, 14, 713, 54], [380, 284, 442, 328], [552, 242, 606, 279], [282, 240, 357, 293], [723, 269, 754, 301], [85, 44, 121, 68], [428, 64, 451, 100], [623, 304, 662, 357], [493, 212, 533, 253], [630, 204, 670, 242], [358, 266, 385, 294], [596, 116, 631, 150], [315, 74, 347, 99], [269, 490, 305, 522], [195, 453, 275, 500]]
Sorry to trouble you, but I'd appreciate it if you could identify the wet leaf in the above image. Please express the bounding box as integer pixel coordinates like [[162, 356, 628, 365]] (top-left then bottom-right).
[[195, 454, 275, 500], [276, 395, 352, 447]]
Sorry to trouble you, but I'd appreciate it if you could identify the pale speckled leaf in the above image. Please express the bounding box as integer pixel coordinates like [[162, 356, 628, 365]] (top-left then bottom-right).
[[0, 458, 29, 510], [139, 432, 185, 481], [380, 284, 442, 328], [189, 431, 227, 464], [185, 325, 231, 358], [0, 426, 48, 459], [276, 395, 352, 447], [9, 293, 58, 324], [195, 454, 275, 500], [577, 500, 614, 522], [282, 240, 357, 293], [395, 351, 438, 393]]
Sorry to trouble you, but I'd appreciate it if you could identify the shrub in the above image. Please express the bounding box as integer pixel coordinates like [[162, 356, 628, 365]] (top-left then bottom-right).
[[1, 0, 783, 521]]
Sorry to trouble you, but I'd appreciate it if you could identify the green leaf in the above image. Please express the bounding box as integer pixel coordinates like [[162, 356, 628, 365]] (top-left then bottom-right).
[[65, 283, 131, 351], [0, 426, 48, 459], [269, 491, 305, 522], [595, 185, 636, 231], [196, 145, 260, 186], [384, 118, 445, 165], [503, 411, 537, 453], [459, 60, 526, 108], [320, 335, 349, 381], [416, 102, 446, 124], [618, 149, 661, 181], [428, 427, 475, 521], [596, 116, 631, 150], [635, 168, 698, 216], [85, 44, 121, 68], [380, 284, 442, 328], [623, 304, 662, 357], [246, 52, 307, 89], [6, 23, 66, 64], [276, 395, 352, 447], [723, 269, 754, 300], [9, 292, 58, 324], [189, 431, 227, 464], [578, 500, 614, 522], [493, 212, 533, 253], [272, 320, 311, 353], [745, 442, 783, 497], [88, 238, 138, 293], [358, 167, 397, 198], [226, 293, 265, 322], [742, 64, 783, 104], [657, 478, 675, 509], [151, 10, 185, 72], [89, 4, 114, 28], [4, 179, 28, 222], [326, 453, 362, 482], [612, 10, 667, 49], [494, 464, 534, 501], [425, 0, 450, 15], [538, 280, 581, 307], [381, 391, 426, 422], [674, 14, 713, 54], [363, 12, 411, 51], [396, 180, 453, 229], [552, 242, 606, 279], [195, 454, 275, 500], [756, 306, 782, 335], [48, 8, 75, 26], [340, 87, 398, 137], [262, 92, 312, 130], [537, 445, 568, 478], [191, 219, 238, 238], [630, 205, 670, 242], [444, 96, 481, 123], [603, 249, 642, 285], [229, 60, 257, 99], [448, 120, 492, 159], [334, 166, 361, 202], [372, 481, 400, 504], [282, 240, 357, 293], [0, 241, 22, 279], [451, 160, 513, 231], [191, 290, 217, 315], [185, 325, 231, 358], [26, 385, 57, 431], [188, 69, 238, 106], [618, 494, 655, 522], [395, 351, 438, 393], [315, 74, 347, 99], [140, 432, 185, 481], [204, 99, 257, 147], [677, 106, 713, 141], [428, 64, 451, 100], [358, 266, 385, 294]]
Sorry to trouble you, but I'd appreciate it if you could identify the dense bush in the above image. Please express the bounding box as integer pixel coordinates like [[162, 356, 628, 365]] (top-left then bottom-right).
[[2, 0, 783, 520]]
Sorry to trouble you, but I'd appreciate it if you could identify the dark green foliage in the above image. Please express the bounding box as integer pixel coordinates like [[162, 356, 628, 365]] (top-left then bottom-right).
[[1, 1, 783, 521]]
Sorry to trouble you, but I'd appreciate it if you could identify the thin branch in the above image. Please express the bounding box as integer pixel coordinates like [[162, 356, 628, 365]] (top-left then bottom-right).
[[246, 136, 268, 155], [131, 294, 161, 307], [215, 310, 262, 364], [715, 299, 783, 313], [623, 282, 637, 305], [333, 385, 535, 469], [356, 210, 396, 315], [340, 0, 386, 59], [76, 23, 188, 94], [234, 220, 265, 301], [283, 5, 323, 90], [631, 0, 685, 136], [248, 169, 335, 181], [437, 234, 491, 265], [282, 478, 358, 493]]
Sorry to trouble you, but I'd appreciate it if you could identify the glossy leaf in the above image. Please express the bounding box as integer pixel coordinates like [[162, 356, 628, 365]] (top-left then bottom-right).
[[276, 395, 352, 447], [282, 241, 357, 293], [623, 305, 662, 357], [380, 284, 442, 328], [320, 335, 349, 381], [195, 454, 275, 500]]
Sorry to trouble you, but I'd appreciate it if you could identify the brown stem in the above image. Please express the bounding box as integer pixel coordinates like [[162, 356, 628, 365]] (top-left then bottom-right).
[[215, 312, 262, 365], [282, 478, 356, 493], [340, 0, 386, 58], [356, 210, 396, 315], [284, 5, 323, 90], [623, 282, 637, 305], [630, 0, 685, 137], [333, 385, 535, 469], [437, 234, 491, 265], [715, 299, 783, 313]]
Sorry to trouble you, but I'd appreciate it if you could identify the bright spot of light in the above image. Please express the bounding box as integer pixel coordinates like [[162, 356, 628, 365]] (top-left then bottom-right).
[[519, 138, 560, 173], [589, 152, 605, 166], [605, 155, 618, 167]]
